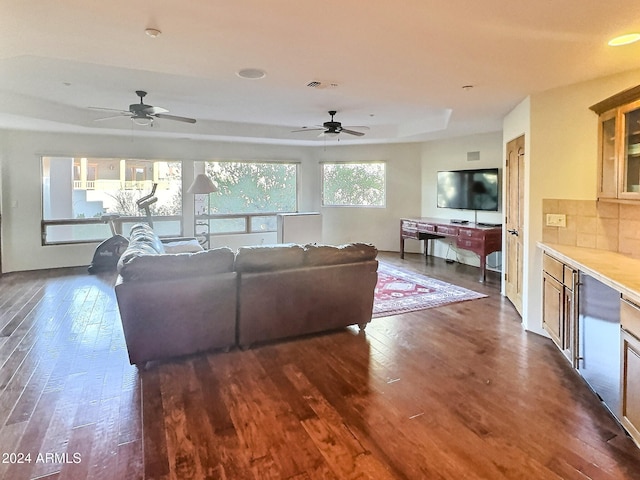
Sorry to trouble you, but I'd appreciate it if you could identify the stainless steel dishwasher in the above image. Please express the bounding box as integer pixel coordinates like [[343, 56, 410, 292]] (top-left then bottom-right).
[[577, 272, 621, 420]]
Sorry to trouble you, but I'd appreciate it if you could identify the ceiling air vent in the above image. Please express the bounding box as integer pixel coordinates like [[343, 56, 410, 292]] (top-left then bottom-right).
[[306, 81, 338, 89]]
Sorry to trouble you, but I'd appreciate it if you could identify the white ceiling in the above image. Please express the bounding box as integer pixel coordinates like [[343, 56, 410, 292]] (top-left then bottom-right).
[[1, 0, 640, 146]]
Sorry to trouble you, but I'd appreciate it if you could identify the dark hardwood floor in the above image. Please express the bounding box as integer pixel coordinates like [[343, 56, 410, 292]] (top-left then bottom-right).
[[1, 252, 639, 479]]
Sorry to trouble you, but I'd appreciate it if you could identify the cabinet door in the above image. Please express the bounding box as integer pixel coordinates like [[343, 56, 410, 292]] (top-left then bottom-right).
[[598, 109, 618, 199], [622, 329, 640, 446], [543, 272, 563, 348], [563, 284, 576, 366], [619, 99, 640, 200]]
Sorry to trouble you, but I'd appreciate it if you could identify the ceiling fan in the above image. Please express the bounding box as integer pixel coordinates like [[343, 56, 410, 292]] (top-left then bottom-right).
[[90, 90, 196, 126], [292, 110, 368, 137]]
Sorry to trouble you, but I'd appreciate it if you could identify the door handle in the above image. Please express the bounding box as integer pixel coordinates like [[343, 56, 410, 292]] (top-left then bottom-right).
[[507, 229, 519, 236]]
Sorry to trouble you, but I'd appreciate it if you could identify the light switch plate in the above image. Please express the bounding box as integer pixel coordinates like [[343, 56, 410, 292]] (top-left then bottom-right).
[[546, 213, 566, 227]]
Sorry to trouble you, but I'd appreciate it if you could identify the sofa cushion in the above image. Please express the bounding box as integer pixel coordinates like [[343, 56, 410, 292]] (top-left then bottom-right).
[[304, 243, 378, 266], [119, 246, 235, 281], [162, 239, 204, 254], [234, 244, 305, 273]]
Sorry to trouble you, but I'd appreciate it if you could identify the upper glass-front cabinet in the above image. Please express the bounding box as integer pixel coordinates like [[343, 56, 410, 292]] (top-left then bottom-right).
[[592, 87, 640, 202], [620, 100, 640, 199], [598, 110, 617, 198]]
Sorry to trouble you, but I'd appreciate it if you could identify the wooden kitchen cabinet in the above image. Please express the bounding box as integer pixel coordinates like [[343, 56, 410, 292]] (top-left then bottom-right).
[[597, 109, 618, 199], [591, 87, 640, 201], [543, 270, 563, 346], [542, 253, 577, 365], [621, 297, 640, 447]]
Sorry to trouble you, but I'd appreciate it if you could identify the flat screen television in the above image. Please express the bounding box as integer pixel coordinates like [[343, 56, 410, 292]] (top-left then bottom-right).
[[437, 168, 500, 211]]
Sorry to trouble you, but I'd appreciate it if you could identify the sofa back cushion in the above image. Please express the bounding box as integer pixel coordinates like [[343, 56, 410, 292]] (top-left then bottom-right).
[[235, 244, 305, 273], [119, 247, 235, 282], [304, 243, 378, 266]]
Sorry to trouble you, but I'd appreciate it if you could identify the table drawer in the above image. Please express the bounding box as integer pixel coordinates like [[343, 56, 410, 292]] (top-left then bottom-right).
[[402, 220, 418, 230], [437, 225, 459, 236], [456, 237, 483, 250], [422, 223, 437, 233], [458, 228, 484, 238], [401, 228, 420, 239]]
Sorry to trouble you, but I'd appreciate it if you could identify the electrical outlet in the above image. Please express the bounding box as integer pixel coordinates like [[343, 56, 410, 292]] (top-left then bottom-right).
[[546, 213, 566, 227]]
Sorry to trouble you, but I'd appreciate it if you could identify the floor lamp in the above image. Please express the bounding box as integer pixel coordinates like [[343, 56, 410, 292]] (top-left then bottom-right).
[[187, 173, 218, 249]]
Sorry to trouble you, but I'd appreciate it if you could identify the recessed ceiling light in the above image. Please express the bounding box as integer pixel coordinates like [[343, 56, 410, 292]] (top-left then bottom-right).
[[236, 68, 267, 79], [608, 33, 640, 46], [145, 28, 162, 38]]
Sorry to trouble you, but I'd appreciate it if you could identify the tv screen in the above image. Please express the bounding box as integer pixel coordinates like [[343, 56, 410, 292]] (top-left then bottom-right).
[[437, 168, 499, 211]]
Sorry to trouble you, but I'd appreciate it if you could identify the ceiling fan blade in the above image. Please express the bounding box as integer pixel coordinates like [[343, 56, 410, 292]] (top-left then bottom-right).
[[154, 113, 197, 124], [93, 114, 130, 122], [142, 106, 169, 115], [89, 106, 130, 114], [344, 125, 370, 131], [291, 127, 325, 133], [340, 128, 365, 136]]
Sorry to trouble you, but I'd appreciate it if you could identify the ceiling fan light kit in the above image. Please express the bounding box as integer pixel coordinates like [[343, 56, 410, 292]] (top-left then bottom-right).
[[132, 116, 153, 126]]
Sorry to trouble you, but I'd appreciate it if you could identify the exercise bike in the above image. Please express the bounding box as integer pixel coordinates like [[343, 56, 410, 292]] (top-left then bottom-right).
[[87, 213, 129, 274], [136, 182, 158, 226], [87, 183, 158, 274]]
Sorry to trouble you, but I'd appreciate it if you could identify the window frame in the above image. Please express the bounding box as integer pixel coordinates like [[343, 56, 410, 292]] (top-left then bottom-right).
[[41, 155, 184, 245], [201, 160, 300, 236]]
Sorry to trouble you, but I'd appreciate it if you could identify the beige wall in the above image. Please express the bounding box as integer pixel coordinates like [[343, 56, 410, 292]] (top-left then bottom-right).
[[514, 67, 640, 336]]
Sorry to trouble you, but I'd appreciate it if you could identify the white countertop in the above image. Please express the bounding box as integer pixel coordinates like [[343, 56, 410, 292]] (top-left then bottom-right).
[[538, 243, 640, 303]]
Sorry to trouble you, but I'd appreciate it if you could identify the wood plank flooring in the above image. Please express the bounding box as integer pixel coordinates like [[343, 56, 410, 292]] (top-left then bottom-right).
[[1, 253, 640, 479]]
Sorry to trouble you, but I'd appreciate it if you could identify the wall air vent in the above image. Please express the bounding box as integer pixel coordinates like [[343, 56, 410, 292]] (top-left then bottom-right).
[[467, 151, 480, 162], [307, 81, 322, 88]]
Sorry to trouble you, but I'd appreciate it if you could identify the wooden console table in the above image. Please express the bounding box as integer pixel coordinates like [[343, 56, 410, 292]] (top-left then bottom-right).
[[400, 217, 502, 282]]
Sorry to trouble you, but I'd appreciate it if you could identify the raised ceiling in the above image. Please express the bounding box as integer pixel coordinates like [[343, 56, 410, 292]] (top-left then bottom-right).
[[1, 0, 639, 145]]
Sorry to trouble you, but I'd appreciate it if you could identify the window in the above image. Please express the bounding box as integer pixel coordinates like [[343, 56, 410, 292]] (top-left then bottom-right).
[[42, 156, 182, 244], [203, 161, 298, 234], [321, 161, 386, 207]]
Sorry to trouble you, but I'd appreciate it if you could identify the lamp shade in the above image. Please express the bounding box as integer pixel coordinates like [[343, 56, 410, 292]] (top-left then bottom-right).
[[187, 173, 218, 194]]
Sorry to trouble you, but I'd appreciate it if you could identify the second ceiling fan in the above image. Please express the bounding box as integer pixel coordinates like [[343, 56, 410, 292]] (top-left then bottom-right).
[[293, 111, 368, 137]]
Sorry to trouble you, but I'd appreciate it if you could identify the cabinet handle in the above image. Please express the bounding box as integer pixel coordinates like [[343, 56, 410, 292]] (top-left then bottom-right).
[[507, 229, 519, 236]]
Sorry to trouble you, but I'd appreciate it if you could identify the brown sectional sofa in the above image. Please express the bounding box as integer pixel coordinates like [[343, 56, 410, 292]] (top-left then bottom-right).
[[114, 224, 378, 366]]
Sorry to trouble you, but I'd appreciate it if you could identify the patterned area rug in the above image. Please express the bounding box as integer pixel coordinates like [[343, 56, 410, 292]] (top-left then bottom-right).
[[372, 262, 487, 318]]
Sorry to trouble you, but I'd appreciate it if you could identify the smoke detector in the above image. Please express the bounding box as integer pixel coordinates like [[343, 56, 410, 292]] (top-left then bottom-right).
[[145, 28, 162, 38]]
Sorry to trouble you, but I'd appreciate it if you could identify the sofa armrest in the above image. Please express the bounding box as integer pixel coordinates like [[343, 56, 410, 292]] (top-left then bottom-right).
[[115, 272, 238, 365]]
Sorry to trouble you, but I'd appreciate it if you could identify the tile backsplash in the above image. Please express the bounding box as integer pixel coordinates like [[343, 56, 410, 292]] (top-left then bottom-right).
[[542, 199, 640, 258]]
